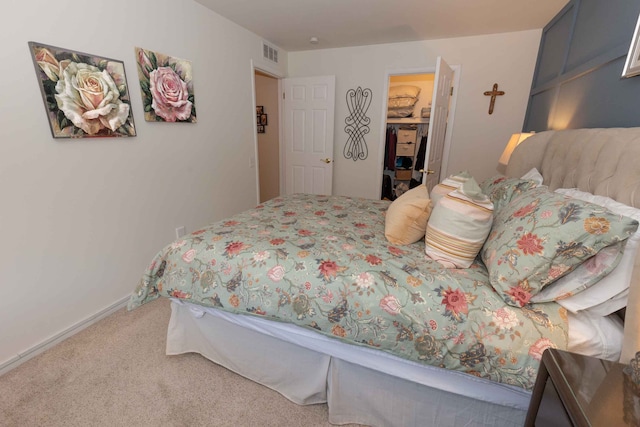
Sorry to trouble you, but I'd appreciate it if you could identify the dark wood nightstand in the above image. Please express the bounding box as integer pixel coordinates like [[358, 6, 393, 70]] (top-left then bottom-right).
[[524, 348, 640, 426]]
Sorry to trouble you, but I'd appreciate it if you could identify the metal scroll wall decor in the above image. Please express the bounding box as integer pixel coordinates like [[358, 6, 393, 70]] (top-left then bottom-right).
[[343, 86, 372, 161]]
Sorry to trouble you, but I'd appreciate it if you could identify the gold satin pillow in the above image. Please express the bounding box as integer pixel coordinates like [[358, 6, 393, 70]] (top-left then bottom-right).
[[384, 185, 433, 245]]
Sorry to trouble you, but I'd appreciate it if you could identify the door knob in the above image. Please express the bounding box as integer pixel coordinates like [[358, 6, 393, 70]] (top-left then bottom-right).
[[419, 169, 436, 175], [321, 158, 332, 164]]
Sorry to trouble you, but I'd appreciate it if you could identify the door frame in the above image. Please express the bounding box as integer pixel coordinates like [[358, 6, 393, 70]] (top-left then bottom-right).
[[377, 64, 461, 195], [250, 60, 284, 205]]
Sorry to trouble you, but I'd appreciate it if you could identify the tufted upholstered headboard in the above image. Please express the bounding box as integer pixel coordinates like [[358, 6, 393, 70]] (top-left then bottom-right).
[[505, 127, 640, 364]]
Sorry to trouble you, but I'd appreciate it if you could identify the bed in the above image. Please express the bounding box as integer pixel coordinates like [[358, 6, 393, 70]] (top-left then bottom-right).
[[128, 127, 640, 426]]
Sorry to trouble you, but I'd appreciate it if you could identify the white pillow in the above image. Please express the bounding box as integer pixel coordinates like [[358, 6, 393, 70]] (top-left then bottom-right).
[[567, 310, 624, 361], [388, 85, 421, 99], [585, 288, 629, 317], [552, 188, 640, 314], [520, 167, 544, 186], [387, 106, 416, 118], [388, 97, 418, 109]]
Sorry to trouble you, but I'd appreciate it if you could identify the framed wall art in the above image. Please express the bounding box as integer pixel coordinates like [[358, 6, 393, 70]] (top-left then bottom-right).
[[28, 41, 136, 138], [135, 47, 197, 123], [256, 106, 268, 132], [622, 13, 640, 78]]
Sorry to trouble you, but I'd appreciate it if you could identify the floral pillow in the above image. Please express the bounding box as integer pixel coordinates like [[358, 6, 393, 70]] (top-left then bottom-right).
[[480, 175, 539, 214], [536, 188, 640, 314], [529, 244, 623, 303], [481, 187, 639, 307], [521, 168, 544, 186]]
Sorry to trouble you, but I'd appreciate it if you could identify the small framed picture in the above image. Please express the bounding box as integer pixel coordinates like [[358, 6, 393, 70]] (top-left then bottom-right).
[[256, 105, 264, 115], [257, 125, 265, 134], [260, 114, 268, 126], [623, 13, 640, 77]]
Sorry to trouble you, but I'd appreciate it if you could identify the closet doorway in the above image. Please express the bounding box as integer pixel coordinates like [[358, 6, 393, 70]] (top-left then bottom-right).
[[380, 57, 458, 200], [253, 69, 281, 203]]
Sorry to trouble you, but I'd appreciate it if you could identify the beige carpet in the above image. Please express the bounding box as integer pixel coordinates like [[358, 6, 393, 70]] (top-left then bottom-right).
[[0, 298, 360, 426]]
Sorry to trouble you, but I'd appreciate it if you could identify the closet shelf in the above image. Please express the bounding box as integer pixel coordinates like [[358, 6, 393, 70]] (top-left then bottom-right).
[[386, 117, 430, 124]]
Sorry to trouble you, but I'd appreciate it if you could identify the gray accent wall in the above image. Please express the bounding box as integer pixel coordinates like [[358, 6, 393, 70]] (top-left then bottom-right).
[[524, 0, 640, 131]]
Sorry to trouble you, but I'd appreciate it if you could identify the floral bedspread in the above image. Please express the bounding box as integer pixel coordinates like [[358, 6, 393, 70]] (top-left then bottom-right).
[[129, 194, 568, 389]]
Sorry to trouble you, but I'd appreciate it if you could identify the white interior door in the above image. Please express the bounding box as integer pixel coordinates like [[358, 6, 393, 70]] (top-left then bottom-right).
[[423, 57, 454, 191], [282, 76, 336, 195]]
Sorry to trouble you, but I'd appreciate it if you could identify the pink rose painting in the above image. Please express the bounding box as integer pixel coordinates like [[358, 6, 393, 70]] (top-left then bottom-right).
[[134, 47, 197, 123], [28, 41, 136, 138]]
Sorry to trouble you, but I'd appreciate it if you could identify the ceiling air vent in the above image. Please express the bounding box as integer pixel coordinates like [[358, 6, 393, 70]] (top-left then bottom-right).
[[262, 41, 279, 64]]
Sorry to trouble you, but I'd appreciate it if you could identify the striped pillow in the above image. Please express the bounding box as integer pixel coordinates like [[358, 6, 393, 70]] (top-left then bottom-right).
[[430, 171, 472, 205], [425, 178, 494, 268]]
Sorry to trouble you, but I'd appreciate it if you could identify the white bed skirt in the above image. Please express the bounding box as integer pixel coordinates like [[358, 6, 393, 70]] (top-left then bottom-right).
[[166, 300, 529, 426]]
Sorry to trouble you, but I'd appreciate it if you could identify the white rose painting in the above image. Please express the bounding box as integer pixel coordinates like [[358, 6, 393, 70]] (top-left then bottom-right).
[[28, 42, 136, 138], [134, 47, 197, 123]]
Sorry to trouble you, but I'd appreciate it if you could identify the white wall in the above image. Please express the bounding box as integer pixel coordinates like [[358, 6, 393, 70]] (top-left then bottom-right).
[[288, 30, 542, 199], [0, 0, 287, 368]]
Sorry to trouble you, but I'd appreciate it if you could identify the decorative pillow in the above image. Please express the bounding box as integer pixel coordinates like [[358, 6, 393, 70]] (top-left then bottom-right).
[[388, 97, 418, 109], [388, 85, 421, 99], [530, 244, 624, 303], [425, 178, 493, 268], [387, 106, 415, 118], [480, 175, 539, 214], [481, 187, 639, 307], [539, 188, 640, 314], [430, 171, 473, 205], [521, 168, 544, 186], [384, 185, 432, 245]]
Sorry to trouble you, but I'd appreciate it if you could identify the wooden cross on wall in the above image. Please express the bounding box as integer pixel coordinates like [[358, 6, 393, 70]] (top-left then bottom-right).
[[483, 83, 505, 115]]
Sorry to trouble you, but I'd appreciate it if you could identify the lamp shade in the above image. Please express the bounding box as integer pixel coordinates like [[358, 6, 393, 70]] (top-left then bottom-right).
[[499, 132, 534, 167]]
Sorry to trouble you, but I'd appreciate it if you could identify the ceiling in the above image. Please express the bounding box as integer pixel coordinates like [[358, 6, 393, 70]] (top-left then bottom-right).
[[195, 0, 569, 52]]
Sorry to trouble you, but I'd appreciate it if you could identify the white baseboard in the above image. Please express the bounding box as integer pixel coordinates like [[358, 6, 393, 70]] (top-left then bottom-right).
[[0, 295, 130, 376]]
